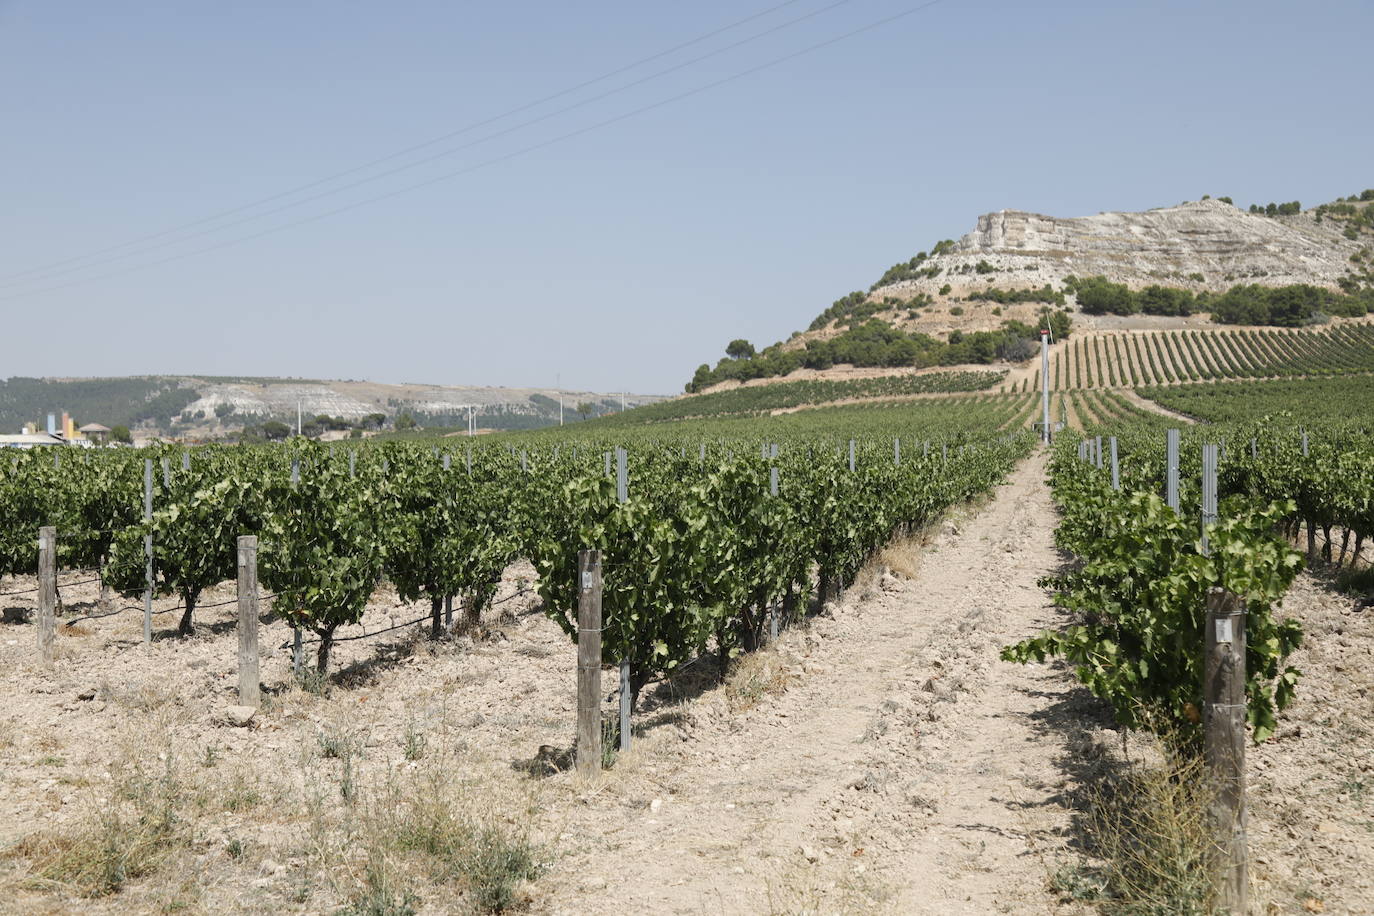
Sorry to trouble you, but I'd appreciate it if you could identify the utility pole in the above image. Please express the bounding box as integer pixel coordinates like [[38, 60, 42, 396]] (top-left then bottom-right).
[[558, 373, 563, 426], [621, 391, 626, 413], [1040, 329, 1051, 444], [297, 400, 302, 437]]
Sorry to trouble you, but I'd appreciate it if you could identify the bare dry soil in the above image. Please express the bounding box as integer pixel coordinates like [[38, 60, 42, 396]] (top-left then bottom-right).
[[0, 452, 1369, 914]]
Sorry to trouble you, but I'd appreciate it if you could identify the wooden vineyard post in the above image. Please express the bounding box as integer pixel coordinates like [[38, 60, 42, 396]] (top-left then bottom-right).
[[236, 536, 260, 707], [143, 458, 154, 644], [1204, 587, 1248, 915], [576, 550, 602, 777], [37, 526, 56, 666], [1109, 436, 1119, 490]]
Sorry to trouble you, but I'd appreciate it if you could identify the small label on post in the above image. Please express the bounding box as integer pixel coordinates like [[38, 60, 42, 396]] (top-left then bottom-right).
[[1215, 618, 1233, 644], [580, 570, 594, 591]]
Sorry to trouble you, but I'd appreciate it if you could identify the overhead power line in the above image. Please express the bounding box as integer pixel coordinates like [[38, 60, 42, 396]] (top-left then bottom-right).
[[1, 0, 945, 303], [0, 0, 853, 293], [0, 0, 814, 289]]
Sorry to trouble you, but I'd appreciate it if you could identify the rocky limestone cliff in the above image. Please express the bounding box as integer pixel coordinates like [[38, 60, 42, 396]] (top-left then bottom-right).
[[878, 198, 1361, 299]]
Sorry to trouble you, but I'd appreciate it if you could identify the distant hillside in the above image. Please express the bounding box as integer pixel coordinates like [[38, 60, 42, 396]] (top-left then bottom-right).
[[0, 375, 666, 438], [688, 187, 1374, 392]]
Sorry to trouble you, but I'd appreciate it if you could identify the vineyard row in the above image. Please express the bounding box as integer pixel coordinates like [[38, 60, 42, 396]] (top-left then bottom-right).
[[1027, 323, 1374, 391]]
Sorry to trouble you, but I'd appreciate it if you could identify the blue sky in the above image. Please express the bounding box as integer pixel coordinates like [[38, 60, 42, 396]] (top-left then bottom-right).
[[2, 0, 1370, 394]]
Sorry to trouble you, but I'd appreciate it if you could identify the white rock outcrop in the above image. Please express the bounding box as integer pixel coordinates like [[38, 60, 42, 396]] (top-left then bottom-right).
[[879, 199, 1360, 297]]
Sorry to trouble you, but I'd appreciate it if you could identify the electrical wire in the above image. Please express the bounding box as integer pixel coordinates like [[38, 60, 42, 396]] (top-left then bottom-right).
[[1, 0, 944, 302], [0, 0, 820, 290]]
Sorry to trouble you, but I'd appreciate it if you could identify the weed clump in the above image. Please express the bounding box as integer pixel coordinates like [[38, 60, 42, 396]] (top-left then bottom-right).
[[1077, 741, 1219, 915], [10, 746, 189, 897]]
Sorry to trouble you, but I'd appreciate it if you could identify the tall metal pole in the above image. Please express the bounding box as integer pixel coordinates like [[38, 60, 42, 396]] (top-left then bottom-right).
[[576, 550, 603, 776], [1040, 330, 1051, 444], [1166, 428, 1181, 512], [296, 400, 302, 437]]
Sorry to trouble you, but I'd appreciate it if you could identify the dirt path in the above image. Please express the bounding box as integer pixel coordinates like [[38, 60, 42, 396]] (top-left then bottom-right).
[[546, 450, 1081, 915], [5, 450, 1371, 914], [1117, 388, 1196, 424]]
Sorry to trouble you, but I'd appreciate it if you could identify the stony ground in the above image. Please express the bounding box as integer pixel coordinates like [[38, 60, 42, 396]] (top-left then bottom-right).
[[0, 450, 1369, 914]]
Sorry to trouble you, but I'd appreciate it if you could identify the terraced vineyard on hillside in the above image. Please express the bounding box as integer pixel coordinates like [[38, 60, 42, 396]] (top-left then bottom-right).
[[1006, 322, 1374, 393]]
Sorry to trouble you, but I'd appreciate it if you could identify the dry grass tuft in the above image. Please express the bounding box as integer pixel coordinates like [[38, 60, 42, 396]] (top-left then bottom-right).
[[1076, 739, 1220, 915], [351, 754, 545, 913], [853, 513, 947, 591], [874, 536, 929, 580], [725, 648, 798, 713], [109, 684, 174, 712], [2, 685, 545, 914], [764, 859, 894, 914], [6, 737, 191, 897]]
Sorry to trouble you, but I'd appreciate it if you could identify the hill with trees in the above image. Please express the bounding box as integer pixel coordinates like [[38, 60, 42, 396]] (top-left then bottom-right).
[[687, 187, 1374, 394]]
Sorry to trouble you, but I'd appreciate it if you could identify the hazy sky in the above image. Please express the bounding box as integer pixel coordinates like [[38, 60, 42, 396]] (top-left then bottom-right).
[[2, 0, 1370, 394]]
